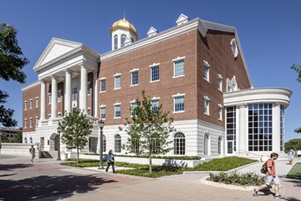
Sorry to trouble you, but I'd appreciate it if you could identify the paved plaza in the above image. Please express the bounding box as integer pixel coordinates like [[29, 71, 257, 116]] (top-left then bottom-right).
[[0, 154, 300, 201]]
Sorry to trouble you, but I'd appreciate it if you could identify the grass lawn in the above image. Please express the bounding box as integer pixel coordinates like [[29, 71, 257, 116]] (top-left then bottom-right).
[[61, 156, 257, 178], [286, 162, 301, 180]]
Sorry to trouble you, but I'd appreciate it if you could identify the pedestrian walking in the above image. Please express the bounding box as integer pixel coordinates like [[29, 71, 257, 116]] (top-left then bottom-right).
[[252, 152, 285, 199], [105, 150, 116, 173], [287, 148, 295, 165], [29, 145, 35, 162]]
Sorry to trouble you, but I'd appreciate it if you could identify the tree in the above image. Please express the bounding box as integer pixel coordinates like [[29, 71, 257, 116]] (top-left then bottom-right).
[[0, 23, 29, 127], [120, 90, 176, 174], [284, 138, 301, 153], [291, 64, 301, 83], [58, 108, 93, 164]]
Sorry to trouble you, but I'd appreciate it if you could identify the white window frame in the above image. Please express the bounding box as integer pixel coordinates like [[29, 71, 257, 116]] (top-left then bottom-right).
[[100, 105, 106, 119], [29, 99, 33, 109], [149, 63, 160, 82], [35, 97, 39, 108], [100, 77, 106, 93], [218, 74, 223, 91], [114, 73, 121, 90], [114, 103, 121, 118], [29, 117, 33, 128], [173, 93, 185, 113], [35, 116, 39, 126], [151, 97, 160, 111], [173, 56, 185, 78], [130, 68, 139, 86], [130, 100, 137, 116], [24, 101, 27, 110], [204, 96, 210, 116], [204, 60, 210, 82], [57, 90, 62, 102], [218, 104, 223, 120], [24, 118, 27, 128]]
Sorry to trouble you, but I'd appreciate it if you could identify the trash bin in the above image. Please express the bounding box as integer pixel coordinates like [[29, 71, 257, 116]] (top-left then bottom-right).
[[61, 153, 68, 161]]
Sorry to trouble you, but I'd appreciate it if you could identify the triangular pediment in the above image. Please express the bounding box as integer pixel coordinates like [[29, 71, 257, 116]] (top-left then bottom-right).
[[176, 14, 189, 26], [33, 37, 82, 71]]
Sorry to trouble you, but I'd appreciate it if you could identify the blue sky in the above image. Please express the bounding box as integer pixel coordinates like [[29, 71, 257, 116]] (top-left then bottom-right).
[[0, 0, 300, 141]]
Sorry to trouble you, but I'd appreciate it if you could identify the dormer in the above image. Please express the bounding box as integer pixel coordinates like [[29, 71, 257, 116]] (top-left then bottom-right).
[[147, 27, 158, 37], [176, 14, 190, 26]]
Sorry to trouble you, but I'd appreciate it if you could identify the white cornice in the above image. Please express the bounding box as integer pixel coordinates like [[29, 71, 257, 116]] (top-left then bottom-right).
[[21, 81, 40, 91], [223, 88, 293, 108]]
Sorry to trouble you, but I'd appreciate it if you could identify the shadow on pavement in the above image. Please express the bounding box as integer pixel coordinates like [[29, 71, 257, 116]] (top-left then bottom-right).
[[0, 163, 32, 171], [0, 174, 117, 201]]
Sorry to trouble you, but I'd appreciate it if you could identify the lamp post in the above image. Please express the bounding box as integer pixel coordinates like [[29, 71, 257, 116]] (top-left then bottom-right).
[[98, 119, 104, 169], [57, 127, 61, 161]]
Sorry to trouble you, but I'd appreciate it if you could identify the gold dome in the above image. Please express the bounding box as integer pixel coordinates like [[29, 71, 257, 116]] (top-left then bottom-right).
[[110, 18, 138, 39]]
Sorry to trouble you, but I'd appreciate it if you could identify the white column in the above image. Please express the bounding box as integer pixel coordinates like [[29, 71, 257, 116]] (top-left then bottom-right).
[[93, 71, 98, 118], [40, 80, 46, 120], [238, 104, 247, 153], [273, 104, 281, 152], [51, 76, 58, 119], [80, 65, 87, 114], [64, 70, 72, 115]]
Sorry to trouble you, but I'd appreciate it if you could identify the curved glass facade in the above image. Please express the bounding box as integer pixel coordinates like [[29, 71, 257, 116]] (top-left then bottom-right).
[[248, 104, 273, 151]]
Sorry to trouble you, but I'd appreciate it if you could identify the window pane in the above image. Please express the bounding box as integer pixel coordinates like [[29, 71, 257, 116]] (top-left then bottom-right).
[[151, 66, 159, 81], [174, 96, 184, 112], [174, 60, 184, 77]]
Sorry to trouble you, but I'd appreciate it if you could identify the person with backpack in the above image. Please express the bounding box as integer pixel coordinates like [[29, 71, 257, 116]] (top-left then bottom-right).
[[252, 152, 285, 199], [105, 150, 116, 173]]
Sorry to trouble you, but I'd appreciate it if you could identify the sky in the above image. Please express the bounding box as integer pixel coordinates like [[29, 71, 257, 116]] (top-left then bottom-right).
[[0, 0, 300, 142]]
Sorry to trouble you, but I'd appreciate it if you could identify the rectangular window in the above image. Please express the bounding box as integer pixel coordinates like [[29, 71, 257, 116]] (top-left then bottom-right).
[[35, 97, 39, 108], [204, 96, 210, 115], [204, 60, 210, 81], [30, 118, 33, 128], [218, 104, 223, 120], [100, 79, 106, 92], [150, 65, 159, 82], [218, 74, 223, 91], [87, 108, 91, 115], [72, 88, 77, 101], [24, 119, 27, 128], [131, 102, 137, 116], [131, 71, 139, 85], [24, 101, 27, 110], [151, 99, 159, 111], [57, 90, 62, 102], [174, 59, 184, 77], [114, 75, 121, 89], [87, 81, 91, 95], [35, 117, 39, 126], [174, 96, 184, 112], [100, 106, 106, 119], [29, 99, 33, 109], [114, 104, 121, 118], [48, 93, 52, 104]]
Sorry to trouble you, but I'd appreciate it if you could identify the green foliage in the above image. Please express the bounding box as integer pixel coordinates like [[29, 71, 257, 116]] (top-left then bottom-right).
[[0, 23, 29, 127], [84, 153, 201, 160], [286, 162, 301, 180], [193, 156, 257, 171], [209, 171, 265, 186], [291, 64, 301, 83], [0, 131, 22, 143], [120, 90, 176, 174], [58, 107, 93, 164], [284, 138, 301, 152]]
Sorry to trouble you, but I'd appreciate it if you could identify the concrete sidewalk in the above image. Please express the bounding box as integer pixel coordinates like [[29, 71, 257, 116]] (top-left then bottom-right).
[[0, 154, 300, 201]]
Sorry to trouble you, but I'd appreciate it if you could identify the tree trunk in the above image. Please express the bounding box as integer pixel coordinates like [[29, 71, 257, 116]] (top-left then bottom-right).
[[149, 156, 152, 174], [76, 147, 79, 164]]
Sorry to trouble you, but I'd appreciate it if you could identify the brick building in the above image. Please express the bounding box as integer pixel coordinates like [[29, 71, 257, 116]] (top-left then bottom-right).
[[22, 14, 292, 158]]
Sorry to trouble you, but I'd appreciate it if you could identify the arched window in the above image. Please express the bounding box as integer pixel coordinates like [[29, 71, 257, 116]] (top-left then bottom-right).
[[25, 137, 27, 143], [114, 34, 118, 50], [204, 133, 209, 155], [174, 132, 185, 155], [218, 136, 222, 154], [103, 135, 106, 153], [30, 137, 33, 144], [121, 34, 127, 47], [114, 134, 121, 153]]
